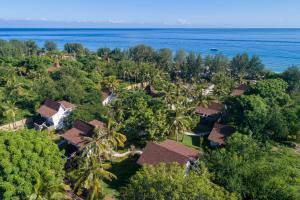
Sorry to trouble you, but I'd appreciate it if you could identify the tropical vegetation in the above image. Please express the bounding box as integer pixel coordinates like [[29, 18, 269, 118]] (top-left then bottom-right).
[[0, 39, 300, 199]]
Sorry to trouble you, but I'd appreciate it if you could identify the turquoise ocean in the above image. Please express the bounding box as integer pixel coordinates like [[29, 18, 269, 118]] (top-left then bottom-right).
[[1, 28, 300, 72]]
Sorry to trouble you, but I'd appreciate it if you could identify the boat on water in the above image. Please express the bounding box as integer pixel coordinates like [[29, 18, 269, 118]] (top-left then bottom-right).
[[210, 48, 218, 52]]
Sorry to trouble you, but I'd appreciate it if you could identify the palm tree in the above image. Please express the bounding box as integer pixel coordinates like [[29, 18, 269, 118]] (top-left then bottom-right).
[[72, 118, 126, 199], [29, 176, 68, 200], [2, 101, 18, 129], [73, 157, 116, 200], [5, 75, 24, 98], [82, 118, 126, 161], [107, 119, 127, 151], [193, 82, 215, 108], [17, 66, 27, 77], [166, 104, 192, 142], [101, 76, 120, 93]]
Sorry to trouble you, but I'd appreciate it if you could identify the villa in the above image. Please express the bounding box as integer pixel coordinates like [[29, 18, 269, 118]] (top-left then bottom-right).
[[62, 119, 105, 149], [137, 139, 202, 169], [202, 84, 215, 96], [35, 99, 75, 130], [102, 91, 117, 106], [195, 102, 224, 118], [144, 85, 164, 97], [231, 84, 249, 96], [47, 60, 61, 73], [208, 123, 235, 147]]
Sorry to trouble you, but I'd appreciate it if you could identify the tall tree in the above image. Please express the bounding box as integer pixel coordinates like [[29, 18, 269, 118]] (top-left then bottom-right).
[[2, 100, 18, 128], [71, 118, 126, 199], [44, 41, 58, 52], [121, 163, 238, 200], [72, 157, 116, 200], [29, 175, 68, 200], [230, 53, 249, 81], [97, 48, 111, 62], [166, 104, 192, 142], [225, 95, 268, 136], [249, 78, 290, 106], [205, 133, 300, 200], [282, 66, 300, 93], [0, 130, 66, 200], [64, 43, 84, 56], [247, 55, 265, 79]]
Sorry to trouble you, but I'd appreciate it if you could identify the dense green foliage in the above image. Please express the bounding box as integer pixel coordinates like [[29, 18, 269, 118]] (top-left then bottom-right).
[[0, 40, 300, 199], [121, 163, 238, 200], [205, 133, 300, 200], [111, 90, 168, 142], [225, 78, 300, 141], [282, 66, 300, 93], [0, 129, 66, 200]]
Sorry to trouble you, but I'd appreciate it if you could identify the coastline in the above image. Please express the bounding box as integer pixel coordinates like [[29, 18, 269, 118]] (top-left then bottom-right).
[[0, 28, 300, 71]]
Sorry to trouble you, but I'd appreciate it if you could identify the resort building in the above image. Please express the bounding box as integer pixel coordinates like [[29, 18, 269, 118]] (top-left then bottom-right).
[[208, 123, 235, 147], [102, 91, 117, 106], [35, 99, 75, 130], [202, 84, 215, 96], [144, 85, 164, 98], [195, 102, 224, 118], [231, 84, 249, 96], [47, 59, 61, 73], [137, 139, 201, 170], [62, 119, 105, 149]]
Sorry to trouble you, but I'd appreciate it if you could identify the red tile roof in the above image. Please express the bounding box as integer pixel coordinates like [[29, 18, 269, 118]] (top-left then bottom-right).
[[137, 139, 201, 166], [62, 119, 105, 148], [208, 123, 235, 145], [37, 99, 74, 118], [195, 102, 224, 117], [231, 84, 249, 96]]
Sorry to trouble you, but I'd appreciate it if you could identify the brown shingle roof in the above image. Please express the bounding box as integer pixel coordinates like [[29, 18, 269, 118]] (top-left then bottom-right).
[[37, 99, 61, 118], [144, 85, 164, 97], [37, 99, 74, 118], [47, 61, 61, 73], [231, 84, 249, 96], [101, 91, 112, 100], [208, 123, 235, 145], [195, 102, 224, 117], [62, 119, 105, 148], [137, 139, 201, 166], [88, 119, 106, 129], [58, 100, 75, 109]]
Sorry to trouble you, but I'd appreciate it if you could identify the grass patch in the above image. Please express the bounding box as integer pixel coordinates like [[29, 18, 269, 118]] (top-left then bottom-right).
[[102, 181, 119, 198], [108, 155, 140, 189], [103, 155, 141, 198], [168, 134, 202, 150]]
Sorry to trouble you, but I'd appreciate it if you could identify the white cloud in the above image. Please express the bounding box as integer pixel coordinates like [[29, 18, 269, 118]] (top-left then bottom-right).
[[177, 19, 192, 25]]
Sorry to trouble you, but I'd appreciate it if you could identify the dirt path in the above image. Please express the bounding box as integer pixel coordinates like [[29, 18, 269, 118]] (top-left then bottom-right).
[[111, 149, 143, 158]]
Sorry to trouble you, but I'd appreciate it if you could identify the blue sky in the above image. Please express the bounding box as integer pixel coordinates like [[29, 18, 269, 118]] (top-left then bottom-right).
[[0, 0, 300, 28]]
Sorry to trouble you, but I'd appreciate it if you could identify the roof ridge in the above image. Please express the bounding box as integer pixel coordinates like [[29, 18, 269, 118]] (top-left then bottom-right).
[[157, 140, 191, 158]]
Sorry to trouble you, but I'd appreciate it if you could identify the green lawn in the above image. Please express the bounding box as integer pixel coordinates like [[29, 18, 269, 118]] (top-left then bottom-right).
[[103, 155, 141, 199], [168, 134, 203, 150]]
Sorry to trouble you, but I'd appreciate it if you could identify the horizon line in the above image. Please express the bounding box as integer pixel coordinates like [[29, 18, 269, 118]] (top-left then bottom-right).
[[1, 27, 300, 29]]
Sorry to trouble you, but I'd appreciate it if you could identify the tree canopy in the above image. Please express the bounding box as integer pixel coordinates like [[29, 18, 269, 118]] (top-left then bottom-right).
[[0, 40, 299, 200], [205, 133, 300, 200], [121, 163, 238, 200], [0, 129, 66, 200]]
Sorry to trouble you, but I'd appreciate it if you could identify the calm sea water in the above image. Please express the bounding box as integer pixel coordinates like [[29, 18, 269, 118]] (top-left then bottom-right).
[[1, 28, 300, 72]]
